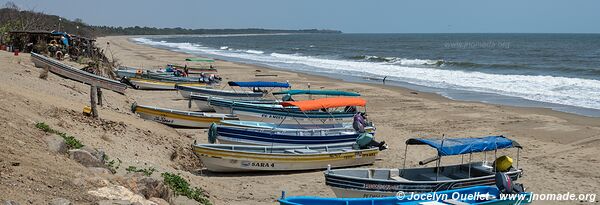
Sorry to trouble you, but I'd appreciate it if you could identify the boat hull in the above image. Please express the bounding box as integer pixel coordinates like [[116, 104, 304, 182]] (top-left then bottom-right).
[[176, 85, 264, 99], [31, 53, 127, 93], [279, 186, 532, 205], [215, 108, 350, 124], [325, 167, 522, 198], [133, 104, 238, 128], [193, 144, 379, 172], [129, 78, 207, 90], [214, 125, 363, 146]]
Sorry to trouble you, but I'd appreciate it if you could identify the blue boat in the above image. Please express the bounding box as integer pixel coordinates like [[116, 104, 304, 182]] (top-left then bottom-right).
[[208, 123, 372, 146], [278, 186, 532, 205], [325, 136, 523, 198]]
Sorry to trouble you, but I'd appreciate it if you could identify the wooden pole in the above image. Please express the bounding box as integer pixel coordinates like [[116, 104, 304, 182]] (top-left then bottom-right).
[[97, 87, 103, 106], [90, 85, 98, 118]]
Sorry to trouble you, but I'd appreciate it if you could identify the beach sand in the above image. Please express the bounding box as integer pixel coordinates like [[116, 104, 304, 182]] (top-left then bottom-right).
[[0, 36, 598, 204]]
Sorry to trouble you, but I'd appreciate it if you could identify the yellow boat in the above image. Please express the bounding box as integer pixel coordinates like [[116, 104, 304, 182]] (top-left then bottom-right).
[[128, 78, 208, 90], [192, 142, 379, 172], [131, 103, 238, 128]]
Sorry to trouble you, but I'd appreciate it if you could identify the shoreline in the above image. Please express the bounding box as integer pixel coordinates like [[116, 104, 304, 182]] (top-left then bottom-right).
[[129, 35, 600, 118], [96, 36, 600, 204], [125, 35, 600, 121]]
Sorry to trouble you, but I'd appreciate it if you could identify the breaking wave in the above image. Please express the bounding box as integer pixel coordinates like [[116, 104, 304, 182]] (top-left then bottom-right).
[[132, 37, 600, 110]]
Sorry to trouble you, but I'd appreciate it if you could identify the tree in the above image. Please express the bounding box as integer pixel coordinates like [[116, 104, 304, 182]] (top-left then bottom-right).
[[3, 1, 19, 10]]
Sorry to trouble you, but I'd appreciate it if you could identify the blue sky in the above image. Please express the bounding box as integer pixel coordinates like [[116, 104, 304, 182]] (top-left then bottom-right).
[[5, 0, 600, 33]]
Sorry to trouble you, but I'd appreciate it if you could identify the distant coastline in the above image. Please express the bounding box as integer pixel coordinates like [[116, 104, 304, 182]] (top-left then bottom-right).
[[0, 6, 341, 38]]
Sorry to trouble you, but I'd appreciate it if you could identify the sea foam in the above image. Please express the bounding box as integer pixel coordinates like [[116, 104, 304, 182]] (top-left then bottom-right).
[[132, 37, 600, 110]]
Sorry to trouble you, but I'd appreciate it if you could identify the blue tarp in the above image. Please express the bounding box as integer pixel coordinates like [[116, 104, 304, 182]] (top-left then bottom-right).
[[228, 81, 290, 88], [273, 89, 360, 96], [405, 136, 521, 156], [51, 31, 70, 46]]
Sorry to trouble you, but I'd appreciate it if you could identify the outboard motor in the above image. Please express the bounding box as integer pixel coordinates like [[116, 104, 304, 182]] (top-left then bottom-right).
[[495, 172, 524, 194]]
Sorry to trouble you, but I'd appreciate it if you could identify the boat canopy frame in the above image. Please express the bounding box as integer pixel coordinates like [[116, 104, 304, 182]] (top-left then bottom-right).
[[401, 135, 522, 181], [275, 97, 367, 128]]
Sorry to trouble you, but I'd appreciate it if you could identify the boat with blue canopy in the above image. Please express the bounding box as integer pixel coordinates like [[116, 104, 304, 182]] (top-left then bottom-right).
[[325, 135, 523, 198], [278, 185, 532, 205], [180, 81, 291, 110]]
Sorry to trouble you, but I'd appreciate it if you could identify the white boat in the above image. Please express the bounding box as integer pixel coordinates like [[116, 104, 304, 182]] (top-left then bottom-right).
[[192, 142, 379, 172], [131, 103, 238, 128], [176, 84, 267, 99], [325, 136, 524, 198], [202, 97, 364, 125], [31, 52, 127, 93], [126, 78, 208, 90]]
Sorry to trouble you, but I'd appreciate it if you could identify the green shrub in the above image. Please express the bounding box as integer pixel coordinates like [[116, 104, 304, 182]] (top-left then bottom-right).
[[35, 122, 84, 149], [161, 172, 211, 205], [126, 166, 156, 176]]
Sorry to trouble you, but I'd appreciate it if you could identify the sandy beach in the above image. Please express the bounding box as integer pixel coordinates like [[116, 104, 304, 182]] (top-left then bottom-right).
[[1, 35, 598, 204]]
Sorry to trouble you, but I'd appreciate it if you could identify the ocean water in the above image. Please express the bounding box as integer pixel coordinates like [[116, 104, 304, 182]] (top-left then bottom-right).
[[132, 33, 600, 117]]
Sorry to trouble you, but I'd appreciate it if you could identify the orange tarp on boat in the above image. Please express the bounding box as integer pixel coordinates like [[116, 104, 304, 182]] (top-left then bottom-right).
[[280, 97, 366, 111]]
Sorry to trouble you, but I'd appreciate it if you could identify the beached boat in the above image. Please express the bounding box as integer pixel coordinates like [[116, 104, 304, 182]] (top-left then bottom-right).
[[192, 142, 379, 172], [189, 88, 361, 111], [131, 103, 238, 128], [171, 64, 217, 73], [182, 81, 290, 110], [220, 120, 366, 130], [31, 52, 127, 93], [325, 136, 523, 198], [116, 66, 213, 83], [207, 123, 368, 146], [176, 81, 289, 99], [204, 97, 364, 124], [273, 89, 360, 97], [278, 186, 532, 205], [124, 78, 209, 90]]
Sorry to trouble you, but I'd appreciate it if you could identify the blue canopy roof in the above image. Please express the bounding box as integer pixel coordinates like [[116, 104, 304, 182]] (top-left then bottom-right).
[[228, 81, 290, 88], [406, 136, 521, 156], [273, 89, 360, 96]]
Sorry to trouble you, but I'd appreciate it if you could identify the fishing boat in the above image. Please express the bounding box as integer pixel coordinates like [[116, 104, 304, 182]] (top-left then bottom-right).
[[177, 81, 289, 99], [220, 120, 368, 130], [325, 136, 523, 198], [31, 52, 127, 93], [278, 185, 532, 205], [131, 103, 238, 128], [192, 142, 379, 172], [124, 78, 209, 90], [116, 66, 215, 83], [190, 88, 361, 111], [203, 97, 364, 124], [171, 64, 217, 73], [207, 123, 370, 146], [273, 89, 361, 97]]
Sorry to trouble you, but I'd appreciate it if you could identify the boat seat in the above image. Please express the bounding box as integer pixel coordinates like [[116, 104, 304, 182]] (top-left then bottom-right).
[[294, 149, 319, 154], [417, 172, 453, 181]]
